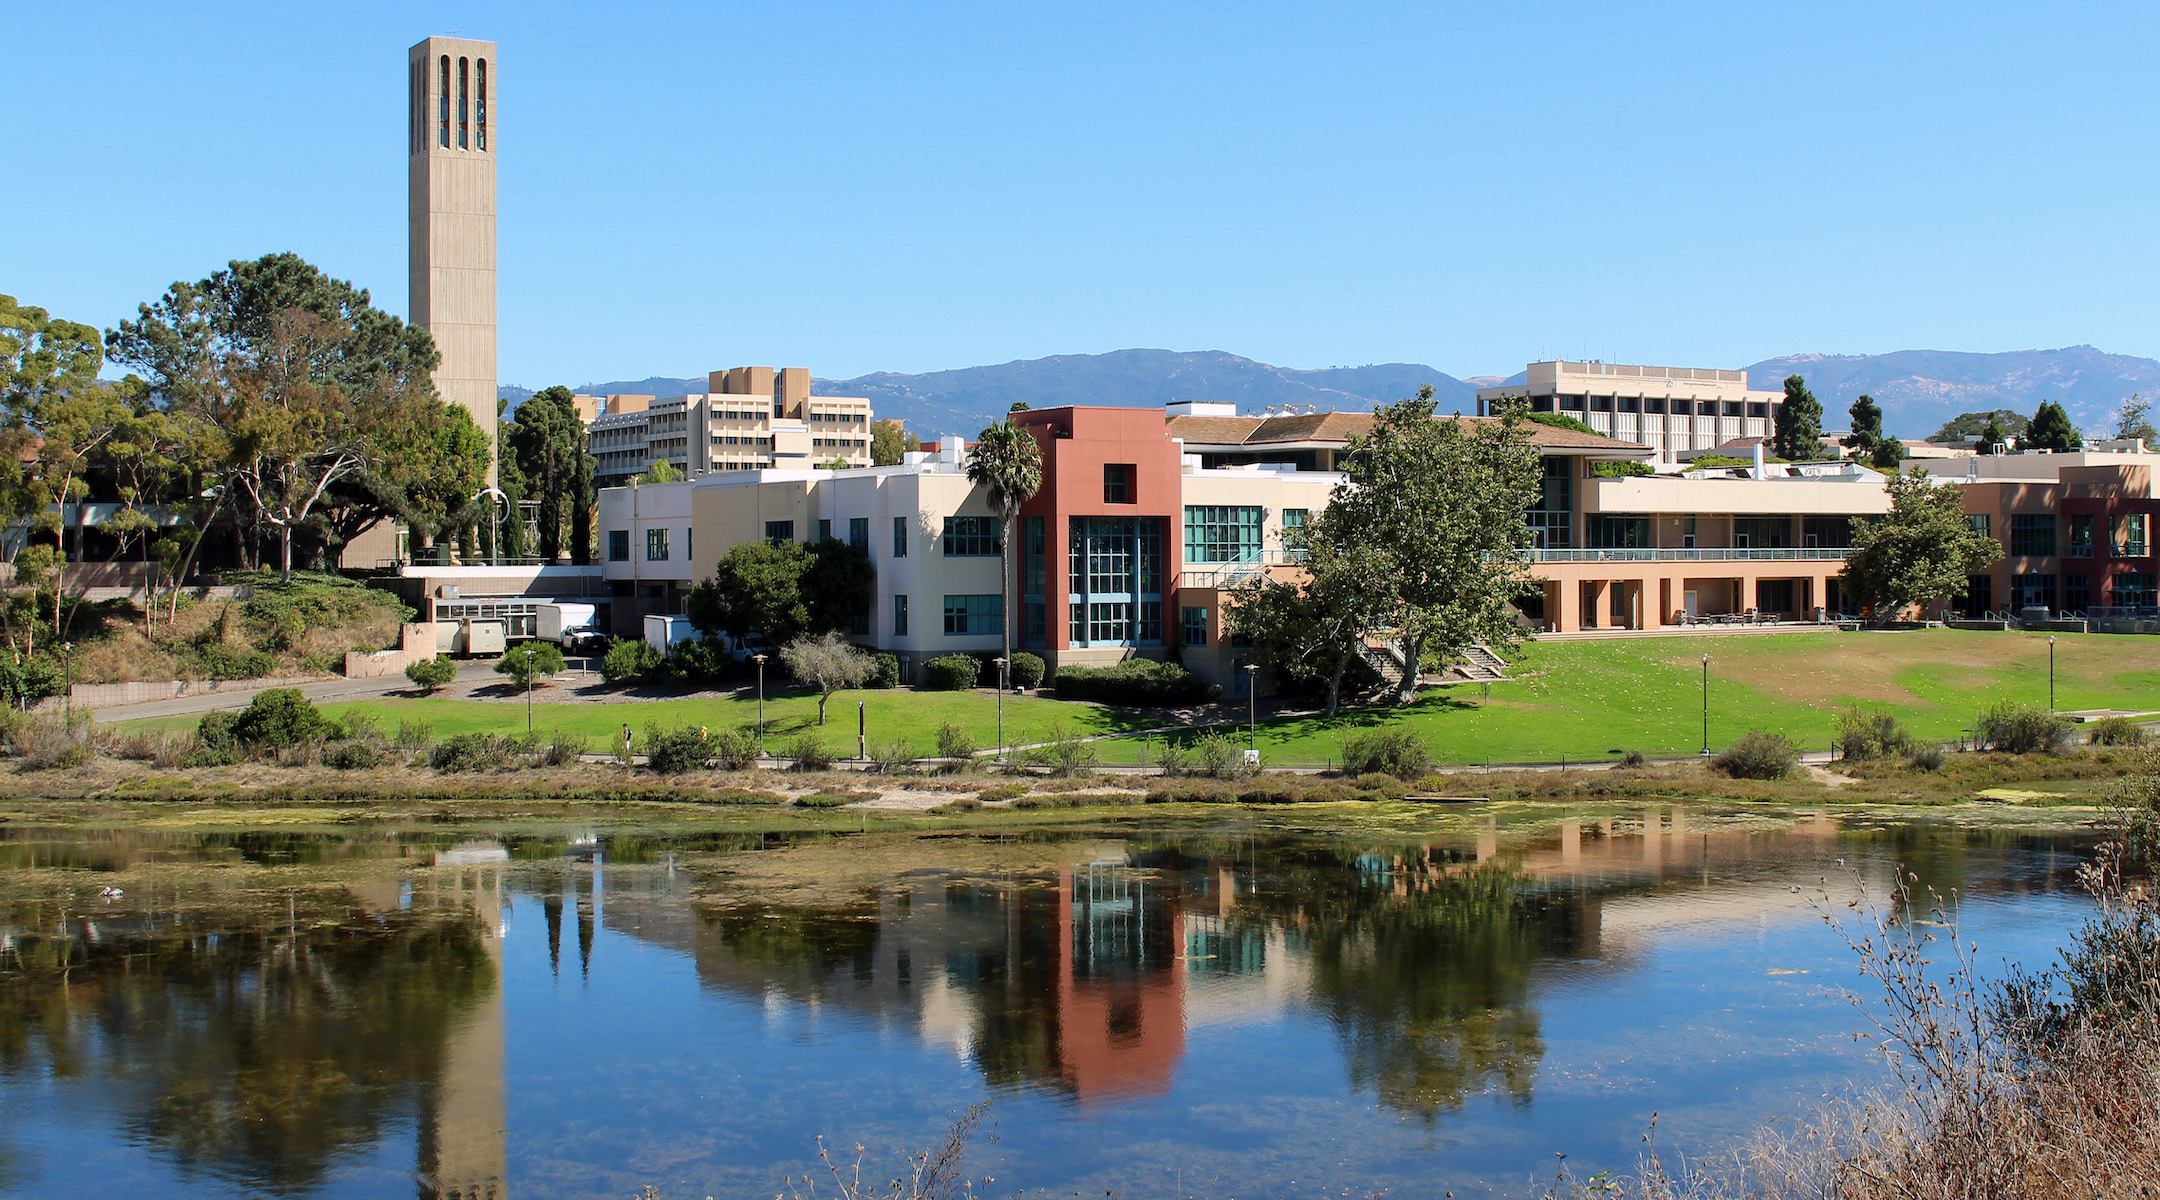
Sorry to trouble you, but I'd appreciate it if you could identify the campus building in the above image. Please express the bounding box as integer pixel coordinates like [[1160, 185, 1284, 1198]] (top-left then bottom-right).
[[584, 368, 875, 488], [600, 400, 1898, 684], [1475, 361, 1789, 464], [1935, 447, 2160, 617], [408, 35, 499, 463]]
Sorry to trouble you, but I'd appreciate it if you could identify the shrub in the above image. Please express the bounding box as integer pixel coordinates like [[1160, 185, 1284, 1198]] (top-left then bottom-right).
[[2090, 716, 2148, 747], [787, 733, 834, 772], [1192, 732, 1240, 779], [326, 740, 390, 770], [430, 733, 525, 773], [1976, 700, 2072, 754], [1589, 460, 1656, 478], [1052, 660, 1219, 706], [796, 789, 873, 808], [196, 710, 242, 757], [494, 642, 567, 688], [1153, 740, 1193, 777], [1620, 749, 1649, 768], [977, 784, 1029, 803], [404, 654, 458, 693], [661, 639, 731, 683], [1024, 722, 1099, 777], [869, 737, 916, 773], [190, 642, 276, 680], [232, 689, 333, 748], [602, 638, 663, 684], [1339, 728, 1431, 780], [12, 715, 93, 771], [546, 729, 589, 766], [921, 654, 981, 691], [1835, 707, 1915, 761], [711, 728, 760, 771], [866, 652, 900, 689], [1351, 773, 1413, 799], [1007, 652, 1046, 690], [1712, 729, 1800, 779], [393, 720, 435, 750], [935, 722, 978, 768], [645, 727, 713, 774], [1907, 743, 1948, 771]]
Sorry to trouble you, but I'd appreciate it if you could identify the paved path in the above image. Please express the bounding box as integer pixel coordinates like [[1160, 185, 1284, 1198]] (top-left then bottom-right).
[[90, 662, 505, 723]]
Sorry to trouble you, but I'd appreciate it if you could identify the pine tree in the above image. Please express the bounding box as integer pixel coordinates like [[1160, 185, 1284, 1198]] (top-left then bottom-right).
[[2026, 400, 2082, 451], [1774, 375, 1824, 461], [1842, 394, 1885, 458]]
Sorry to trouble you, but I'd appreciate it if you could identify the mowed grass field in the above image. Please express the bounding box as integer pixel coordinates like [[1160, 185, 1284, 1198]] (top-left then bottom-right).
[[1235, 628, 2160, 766], [107, 629, 2160, 767]]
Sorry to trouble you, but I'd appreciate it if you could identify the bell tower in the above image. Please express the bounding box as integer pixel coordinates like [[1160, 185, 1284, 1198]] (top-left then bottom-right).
[[408, 36, 499, 478]]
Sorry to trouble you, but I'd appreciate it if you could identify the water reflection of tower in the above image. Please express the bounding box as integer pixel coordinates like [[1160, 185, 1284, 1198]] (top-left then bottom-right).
[[415, 844, 511, 1200]]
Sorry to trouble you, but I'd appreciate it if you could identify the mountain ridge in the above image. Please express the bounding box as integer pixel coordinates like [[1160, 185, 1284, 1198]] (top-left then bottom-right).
[[504, 345, 2159, 441]]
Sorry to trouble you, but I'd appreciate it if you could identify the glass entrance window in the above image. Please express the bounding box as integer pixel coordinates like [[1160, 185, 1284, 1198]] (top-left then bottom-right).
[[2123, 514, 2149, 558], [2068, 514, 2095, 557], [1183, 506, 1262, 563], [1069, 516, 1164, 646], [2115, 573, 2158, 608]]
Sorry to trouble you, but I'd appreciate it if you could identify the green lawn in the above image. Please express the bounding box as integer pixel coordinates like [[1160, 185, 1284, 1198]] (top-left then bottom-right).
[[111, 629, 2160, 769], [116, 686, 1158, 755]]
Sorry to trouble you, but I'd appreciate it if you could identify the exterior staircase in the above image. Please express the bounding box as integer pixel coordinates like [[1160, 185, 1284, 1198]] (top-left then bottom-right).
[[1355, 639, 1511, 689], [1451, 644, 1510, 683]]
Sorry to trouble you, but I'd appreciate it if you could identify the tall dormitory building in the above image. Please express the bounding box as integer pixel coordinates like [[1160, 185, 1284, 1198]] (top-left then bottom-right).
[[409, 36, 500, 476]]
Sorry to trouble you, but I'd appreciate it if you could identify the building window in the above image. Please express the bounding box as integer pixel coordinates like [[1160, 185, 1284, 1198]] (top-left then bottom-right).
[[607, 530, 629, 562], [942, 516, 1001, 556], [2069, 514, 2094, 557], [893, 594, 908, 637], [1586, 514, 1651, 549], [893, 516, 908, 558], [2124, 514, 2150, 558], [2116, 573, 2158, 608], [2010, 515, 2055, 557], [1802, 517, 1853, 549], [1182, 606, 1208, 647], [1968, 514, 1992, 538], [764, 520, 794, 545], [475, 58, 487, 150], [2065, 573, 2091, 612], [645, 528, 670, 561], [457, 57, 469, 148], [1960, 573, 1993, 618], [943, 594, 1003, 636], [439, 56, 450, 147], [849, 517, 869, 552], [817, 519, 832, 542], [1068, 517, 1164, 646], [1104, 463, 1135, 504], [1184, 505, 1263, 563], [2011, 573, 2057, 611], [1283, 508, 1309, 560], [1528, 457, 1573, 549]]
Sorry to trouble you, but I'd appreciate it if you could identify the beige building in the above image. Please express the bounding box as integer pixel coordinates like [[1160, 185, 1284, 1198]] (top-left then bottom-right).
[[1477, 361, 1788, 464], [586, 366, 875, 488], [408, 35, 498, 473]]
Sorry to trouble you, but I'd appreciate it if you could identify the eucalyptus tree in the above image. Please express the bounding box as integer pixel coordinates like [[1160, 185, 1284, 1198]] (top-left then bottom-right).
[[963, 419, 1043, 690]]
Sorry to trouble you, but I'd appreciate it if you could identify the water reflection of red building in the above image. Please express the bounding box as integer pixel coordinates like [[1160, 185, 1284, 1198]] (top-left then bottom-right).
[[1054, 863, 1186, 1107]]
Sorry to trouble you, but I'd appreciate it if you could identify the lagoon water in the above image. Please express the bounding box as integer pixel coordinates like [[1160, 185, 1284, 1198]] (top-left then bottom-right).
[[0, 809, 2096, 1199]]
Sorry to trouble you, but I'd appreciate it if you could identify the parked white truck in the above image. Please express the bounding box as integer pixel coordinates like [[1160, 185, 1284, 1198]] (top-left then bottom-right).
[[644, 614, 701, 655], [537, 602, 606, 653]]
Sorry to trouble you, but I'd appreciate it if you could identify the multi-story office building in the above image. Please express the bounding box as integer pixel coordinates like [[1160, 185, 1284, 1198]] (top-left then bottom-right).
[[583, 367, 875, 488], [1476, 361, 1789, 464], [1939, 447, 2160, 616], [599, 401, 1900, 685]]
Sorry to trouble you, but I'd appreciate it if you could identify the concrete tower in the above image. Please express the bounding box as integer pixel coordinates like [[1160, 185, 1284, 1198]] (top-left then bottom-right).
[[408, 36, 499, 477]]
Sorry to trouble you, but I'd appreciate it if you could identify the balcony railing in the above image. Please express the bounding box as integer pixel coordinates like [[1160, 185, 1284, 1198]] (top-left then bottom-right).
[[1526, 547, 1853, 564]]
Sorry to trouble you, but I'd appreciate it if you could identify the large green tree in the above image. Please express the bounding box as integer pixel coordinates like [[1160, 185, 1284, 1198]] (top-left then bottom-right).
[[502, 386, 596, 562], [105, 254, 487, 573], [1929, 409, 2027, 447], [963, 420, 1043, 690], [869, 418, 914, 466], [689, 541, 812, 644], [1226, 529, 1392, 717], [2115, 395, 2157, 443], [1840, 394, 1905, 470], [1840, 468, 2001, 625], [1319, 388, 1542, 706], [1771, 374, 1824, 461], [2026, 399, 2082, 451]]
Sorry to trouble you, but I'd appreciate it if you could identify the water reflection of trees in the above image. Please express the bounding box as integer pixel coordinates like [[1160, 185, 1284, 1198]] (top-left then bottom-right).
[[0, 896, 493, 1195], [1231, 844, 1583, 1123]]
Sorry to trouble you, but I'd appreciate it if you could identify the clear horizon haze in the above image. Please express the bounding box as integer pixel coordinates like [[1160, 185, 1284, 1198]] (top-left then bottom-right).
[[11, 2, 2158, 387]]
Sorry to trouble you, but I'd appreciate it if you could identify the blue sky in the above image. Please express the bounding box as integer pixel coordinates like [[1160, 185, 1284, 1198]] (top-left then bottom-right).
[[11, 2, 2157, 386]]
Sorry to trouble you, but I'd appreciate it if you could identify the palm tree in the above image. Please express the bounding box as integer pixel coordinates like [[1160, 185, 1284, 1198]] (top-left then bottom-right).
[[964, 420, 1043, 692]]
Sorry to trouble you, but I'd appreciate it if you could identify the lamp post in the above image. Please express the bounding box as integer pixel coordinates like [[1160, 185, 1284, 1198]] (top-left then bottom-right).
[[62, 642, 72, 720], [753, 654, 767, 756], [994, 656, 1007, 762], [473, 487, 507, 566], [2049, 634, 2057, 711], [1699, 653, 1711, 756], [524, 645, 535, 737], [1243, 663, 1260, 756]]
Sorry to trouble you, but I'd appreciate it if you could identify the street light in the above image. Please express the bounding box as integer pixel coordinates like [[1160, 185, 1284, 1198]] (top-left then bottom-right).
[[1243, 663, 1260, 756], [752, 653, 767, 757], [2049, 634, 2057, 711], [1699, 653, 1711, 756], [473, 487, 508, 566], [993, 656, 1007, 762], [524, 644, 535, 737]]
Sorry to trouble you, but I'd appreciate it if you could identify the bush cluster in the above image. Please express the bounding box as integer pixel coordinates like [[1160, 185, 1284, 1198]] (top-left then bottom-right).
[[2089, 716, 2148, 747], [404, 654, 457, 693], [866, 652, 900, 689], [1713, 729, 1800, 779], [1976, 700, 2072, 754], [1835, 708, 1915, 761], [1339, 728, 1431, 780], [921, 654, 981, 691], [1007, 652, 1046, 690], [602, 638, 664, 684], [645, 727, 713, 774], [430, 733, 530, 772], [1052, 660, 1219, 706], [788, 733, 834, 771]]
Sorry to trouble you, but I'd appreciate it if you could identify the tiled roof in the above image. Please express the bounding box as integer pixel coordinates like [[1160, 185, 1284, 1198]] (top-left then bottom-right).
[[1167, 412, 1647, 453]]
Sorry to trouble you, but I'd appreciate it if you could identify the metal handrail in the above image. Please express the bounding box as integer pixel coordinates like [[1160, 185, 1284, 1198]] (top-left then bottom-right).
[[1525, 547, 1853, 563]]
